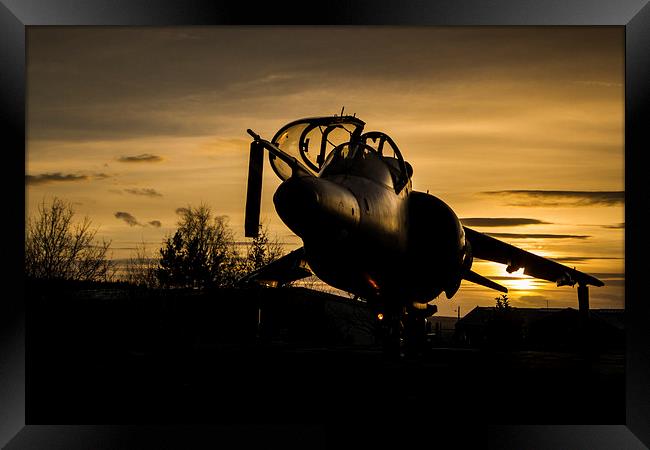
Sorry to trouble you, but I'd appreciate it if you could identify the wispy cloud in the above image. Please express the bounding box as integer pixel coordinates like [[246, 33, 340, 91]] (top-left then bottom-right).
[[172, 31, 203, 41], [516, 295, 553, 307], [461, 218, 551, 227], [573, 80, 622, 88], [114, 212, 162, 227], [114, 211, 141, 226], [482, 190, 624, 207], [124, 188, 163, 197], [554, 256, 622, 263], [602, 222, 625, 229], [590, 272, 625, 280], [117, 153, 163, 163], [486, 232, 590, 239], [26, 172, 88, 185], [488, 276, 549, 282]]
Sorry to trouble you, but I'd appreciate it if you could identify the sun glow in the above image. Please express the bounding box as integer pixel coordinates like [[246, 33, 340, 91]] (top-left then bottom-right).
[[496, 265, 540, 292], [504, 276, 538, 292]]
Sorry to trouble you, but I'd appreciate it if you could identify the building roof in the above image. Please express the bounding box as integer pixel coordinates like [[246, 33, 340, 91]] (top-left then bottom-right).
[[456, 306, 624, 329]]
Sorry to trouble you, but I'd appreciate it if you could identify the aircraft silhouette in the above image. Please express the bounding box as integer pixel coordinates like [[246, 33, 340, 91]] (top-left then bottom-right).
[[241, 114, 604, 354]]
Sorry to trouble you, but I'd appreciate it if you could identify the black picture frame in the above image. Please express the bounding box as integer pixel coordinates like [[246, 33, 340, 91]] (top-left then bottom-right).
[[2, 1, 648, 448]]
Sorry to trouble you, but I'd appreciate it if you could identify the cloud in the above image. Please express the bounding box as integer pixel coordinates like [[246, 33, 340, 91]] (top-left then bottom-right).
[[115, 212, 161, 227], [117, 154, 163, 163], [124, 188, 163, 197], [175, 207, 189, 215], [26, 172, 89, 185], [171, 31, 203, 41], [114, 211, 141, 226], [553, 256, 622, 263], [460, 218, 551, 227], [602, 222, 625, 229], [26, 27, 623, 149], [482, 190, 624, 207], [573, 80, 623, 88], [488, 276, 549, 282], [486, 232, 590, 239], [26, 172, 113, 185], [590, 272, 625, 280], [516, 295, 552, 307]]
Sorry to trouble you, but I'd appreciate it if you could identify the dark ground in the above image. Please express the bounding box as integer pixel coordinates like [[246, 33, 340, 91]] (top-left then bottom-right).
[[28, 345, 624, 424], [26, 284, 624, 425]]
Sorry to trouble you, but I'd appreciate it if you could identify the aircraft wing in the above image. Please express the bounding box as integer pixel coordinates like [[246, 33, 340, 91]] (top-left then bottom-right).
[[463, 227, 604, 287], [238, 247, 312, 287]]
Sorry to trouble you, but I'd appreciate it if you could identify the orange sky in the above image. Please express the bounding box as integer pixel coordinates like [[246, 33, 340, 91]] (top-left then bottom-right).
[[26, 27, 624, 315]]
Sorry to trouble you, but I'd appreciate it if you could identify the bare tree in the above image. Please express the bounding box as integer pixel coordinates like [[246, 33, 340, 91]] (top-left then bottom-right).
[[244, 223, 284, 273], [123, 240, 159, 288], [25, 197, 114, 282]]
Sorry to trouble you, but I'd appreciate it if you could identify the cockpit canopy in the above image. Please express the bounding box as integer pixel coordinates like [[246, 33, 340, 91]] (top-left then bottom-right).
[[270, 116, 365, 180], [269, 115, 411, 192]]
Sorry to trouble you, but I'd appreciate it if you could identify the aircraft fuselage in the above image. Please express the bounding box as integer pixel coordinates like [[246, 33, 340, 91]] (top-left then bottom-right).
[[273, 149, 471, 307]]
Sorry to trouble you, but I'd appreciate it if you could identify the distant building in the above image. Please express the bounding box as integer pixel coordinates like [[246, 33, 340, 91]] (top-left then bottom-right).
[[425, 316, 459, 345], [455, 306, 624, 351]]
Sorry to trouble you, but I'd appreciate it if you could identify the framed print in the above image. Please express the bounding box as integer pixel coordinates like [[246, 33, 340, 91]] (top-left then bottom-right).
[[2, 0, 649, 448]]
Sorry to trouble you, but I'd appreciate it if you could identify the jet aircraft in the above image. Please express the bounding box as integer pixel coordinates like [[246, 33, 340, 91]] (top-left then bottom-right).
[[240, 114, 604, 354]]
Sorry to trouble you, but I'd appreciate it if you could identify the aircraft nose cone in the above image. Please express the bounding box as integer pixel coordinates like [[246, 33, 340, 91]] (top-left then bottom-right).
[[273, 177, 321, 236], [273, 176, 359, 239]]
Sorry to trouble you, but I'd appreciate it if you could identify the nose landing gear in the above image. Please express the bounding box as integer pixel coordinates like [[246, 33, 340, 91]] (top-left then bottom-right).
[[378, 302, 437, 358]]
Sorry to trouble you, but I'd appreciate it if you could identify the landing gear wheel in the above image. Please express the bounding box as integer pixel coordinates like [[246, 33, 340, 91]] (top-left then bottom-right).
[[381, 310, 403, 359], [404, 314, 426, 357]]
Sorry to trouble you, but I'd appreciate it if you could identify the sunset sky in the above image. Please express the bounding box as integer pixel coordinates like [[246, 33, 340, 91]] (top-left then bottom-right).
[[26, 27, 624, 316]]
